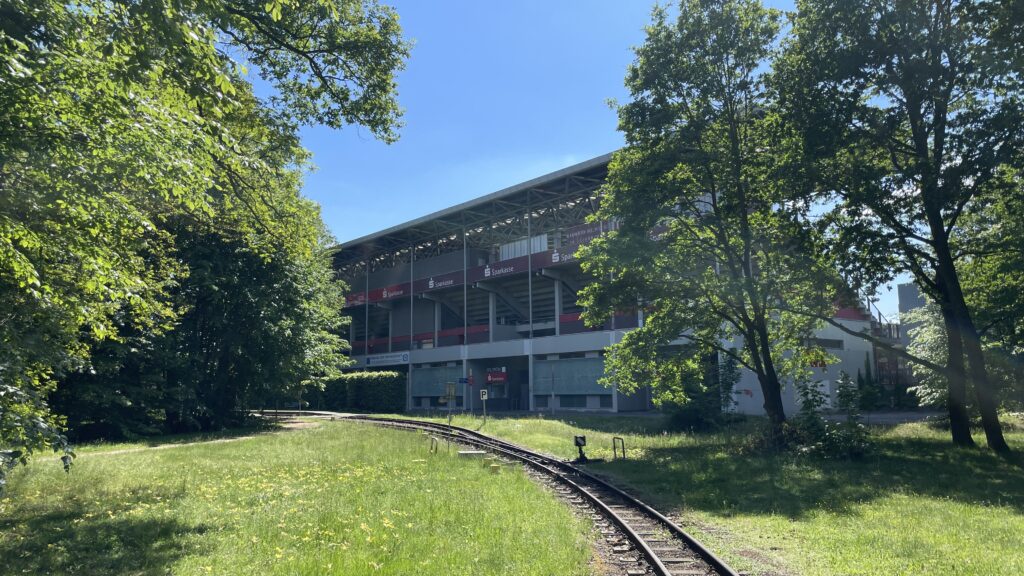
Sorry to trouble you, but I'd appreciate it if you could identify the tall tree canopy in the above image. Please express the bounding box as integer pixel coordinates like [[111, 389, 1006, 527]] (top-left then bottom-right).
[[778, 0, 1024, 451], [0, 0, 407, 482], [579, 0, 836, 437]]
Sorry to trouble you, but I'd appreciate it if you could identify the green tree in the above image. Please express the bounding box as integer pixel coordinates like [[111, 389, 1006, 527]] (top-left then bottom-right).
[[579, 0, 836, 439], [904, 304, 954, 407], [901, 176, 1024, 412], [1, 0, 407, 479], [905, 301, 1024, 412], [956, 168, 1024, 407], [778, 0, 1023, 451]]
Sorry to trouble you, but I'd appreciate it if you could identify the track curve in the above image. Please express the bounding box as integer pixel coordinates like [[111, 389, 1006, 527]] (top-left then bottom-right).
[[341, 415, 741, 576]]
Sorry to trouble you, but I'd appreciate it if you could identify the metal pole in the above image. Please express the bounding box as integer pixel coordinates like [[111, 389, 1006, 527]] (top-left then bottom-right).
[[463, 222, 468, 412], [527, 191, 534, 413], [550, 363, 556, 415], [527, 190, 533, 339], [405, 243, 409, 409], [364, 259, 369, 355]]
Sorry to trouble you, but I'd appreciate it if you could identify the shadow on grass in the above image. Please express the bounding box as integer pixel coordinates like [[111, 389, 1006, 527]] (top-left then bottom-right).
[[74, 422, 282, 452], [0, 497, 206, 575], [471, 411, 679, 435], [137, 423, 279, 448], [586, 432, 1024, 520]]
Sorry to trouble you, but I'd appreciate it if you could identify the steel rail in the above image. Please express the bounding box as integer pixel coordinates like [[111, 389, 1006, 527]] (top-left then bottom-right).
[[343, 415, 740, 576], [416, 418, 740, 576], [355, 417, 673, 576]]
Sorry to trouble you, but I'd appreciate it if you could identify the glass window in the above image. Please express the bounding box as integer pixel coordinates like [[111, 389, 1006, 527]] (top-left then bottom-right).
[[812, 338, 844, 350], [559, 395, 587, 408]]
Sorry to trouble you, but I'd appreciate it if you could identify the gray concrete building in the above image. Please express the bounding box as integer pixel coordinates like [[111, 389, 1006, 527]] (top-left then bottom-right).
[[335, 154, 879, 414]]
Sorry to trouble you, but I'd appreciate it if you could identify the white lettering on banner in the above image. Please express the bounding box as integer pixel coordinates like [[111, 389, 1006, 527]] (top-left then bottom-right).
[[486, 265, 515, 277]]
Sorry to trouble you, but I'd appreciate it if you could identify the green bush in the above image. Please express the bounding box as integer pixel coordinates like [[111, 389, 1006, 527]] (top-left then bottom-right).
[[322, 371, 405, 413], [787, 371, 871, 459]]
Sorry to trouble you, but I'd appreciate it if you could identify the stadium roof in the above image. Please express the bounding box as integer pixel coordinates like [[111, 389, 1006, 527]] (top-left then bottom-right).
[[333, 152, 613, 269]]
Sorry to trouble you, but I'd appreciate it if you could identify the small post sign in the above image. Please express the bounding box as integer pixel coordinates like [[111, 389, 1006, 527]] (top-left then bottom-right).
[[480, 389, 489, 423], [445, 382, 457, 426]]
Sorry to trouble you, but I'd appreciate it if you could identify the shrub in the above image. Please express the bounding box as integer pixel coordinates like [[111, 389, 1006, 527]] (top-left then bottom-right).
[[787, 371, 871, 459], [322, 371, 405, 413]]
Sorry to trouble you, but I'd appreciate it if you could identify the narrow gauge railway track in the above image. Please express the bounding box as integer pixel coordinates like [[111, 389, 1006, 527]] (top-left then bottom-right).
[[340, 415, 740, 576]]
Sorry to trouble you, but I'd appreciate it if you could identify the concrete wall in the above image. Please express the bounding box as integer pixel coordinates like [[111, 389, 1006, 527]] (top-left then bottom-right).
[[731, 318, 875, 416]]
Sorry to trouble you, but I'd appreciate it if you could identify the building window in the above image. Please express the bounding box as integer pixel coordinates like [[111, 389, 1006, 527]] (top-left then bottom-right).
[[499, 234, 549, 260], [559, 395, 587, 408], [599, 395, 613, 408], [812, 338, 844, 350], [534, 395, 549, 409]]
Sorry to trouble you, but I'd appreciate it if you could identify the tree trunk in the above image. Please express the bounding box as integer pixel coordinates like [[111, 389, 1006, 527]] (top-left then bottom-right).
[[750, 323, 787, 443], [938, 302, 974, 446], [758, 373, 787, 429], [933, 240, 1009, 453], [958, 307, 1010, 453]]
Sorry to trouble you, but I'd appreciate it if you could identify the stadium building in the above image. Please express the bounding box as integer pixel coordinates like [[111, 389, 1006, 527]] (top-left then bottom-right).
[[335, 154, 884, 414]]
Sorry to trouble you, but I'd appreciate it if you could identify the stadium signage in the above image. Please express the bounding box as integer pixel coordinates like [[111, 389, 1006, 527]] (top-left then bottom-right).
[[368, 282, 409, 302], [365, 352, 410, 366], [412, 270, 463, 293], [344, 220, 624, 307], [486, 366, 507, 383], [563, 221, 603, 246], [467, 255, 529, 282], [563, 220, 619, 248], [344, 282, 410, 308]]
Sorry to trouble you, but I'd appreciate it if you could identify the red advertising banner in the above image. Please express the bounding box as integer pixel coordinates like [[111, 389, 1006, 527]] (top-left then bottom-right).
[[565, 220, 619, 247], [367, 282, 410, 303], [531, 247, 578, 269], [344, 220, 623, 307], [346, 271, 463, 308], [412, 270, 464, 293], [467, 255, 530, 283], [563, 221, 603, 247], [486, 367, 508, 383]]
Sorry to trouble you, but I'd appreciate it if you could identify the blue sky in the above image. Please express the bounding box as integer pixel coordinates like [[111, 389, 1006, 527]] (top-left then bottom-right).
[[272, 0, 906, 318], [293, 1, 654, 242]]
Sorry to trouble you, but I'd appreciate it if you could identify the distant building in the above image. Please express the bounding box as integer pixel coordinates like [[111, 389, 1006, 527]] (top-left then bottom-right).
[[334, 154, 882, 415], [867, 281, 930, 406], [898, 282, 927, 347], [730, 306, 876, 414]]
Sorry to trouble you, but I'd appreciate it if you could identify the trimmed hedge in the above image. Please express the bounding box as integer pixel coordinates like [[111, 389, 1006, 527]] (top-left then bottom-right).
[[322, 371, 405, 413]]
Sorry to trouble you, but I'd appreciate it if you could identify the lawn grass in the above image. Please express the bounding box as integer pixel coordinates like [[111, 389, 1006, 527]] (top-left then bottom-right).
[[409, 412, 1024, 576], [1, 420, 594, 576], [57, 424, 284, 456]]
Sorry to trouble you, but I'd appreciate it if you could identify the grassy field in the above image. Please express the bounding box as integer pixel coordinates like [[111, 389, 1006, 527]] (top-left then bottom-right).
[[0, 420, 595, 576], [411, 412, 1024, 576]]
